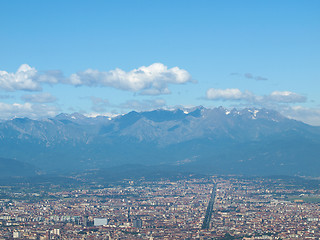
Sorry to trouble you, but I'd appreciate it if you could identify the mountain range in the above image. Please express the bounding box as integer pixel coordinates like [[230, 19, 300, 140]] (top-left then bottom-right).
[[1, 106, 320, 177]]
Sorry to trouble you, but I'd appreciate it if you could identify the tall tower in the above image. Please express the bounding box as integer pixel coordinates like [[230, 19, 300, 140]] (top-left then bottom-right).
[[82, 215, 88, 227], [127, 207, 131, 221]]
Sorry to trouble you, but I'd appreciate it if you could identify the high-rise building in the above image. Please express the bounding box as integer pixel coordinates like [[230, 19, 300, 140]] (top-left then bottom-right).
[[94, 218, 108, 226], [133, 219, 142, 228], [82, 216, 88, 227], [13, 231, 21, 238], [127, 207, 131, 220], [53, 228, 60, 235]]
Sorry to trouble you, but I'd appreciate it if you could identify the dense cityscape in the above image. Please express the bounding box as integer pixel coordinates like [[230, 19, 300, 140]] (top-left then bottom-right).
[[1, 176, 319, 239], [2, 0, 320, 239]]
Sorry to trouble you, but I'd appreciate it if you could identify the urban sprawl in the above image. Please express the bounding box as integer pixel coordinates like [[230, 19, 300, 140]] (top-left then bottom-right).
[[0, 176, 320, 239]]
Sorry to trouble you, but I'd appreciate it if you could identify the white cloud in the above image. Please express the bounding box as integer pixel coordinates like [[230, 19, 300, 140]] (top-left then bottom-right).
[[21, 92, 57, 103], [67, 63, 193, 95], [268, 91, 306, 103], [0, 64, 41, 91], [0, 63, 193, 95], [0, 102, 59, 119], [206, 88, 251, 100], [280, 106, 320, 126], [206, 88, 306, 104]]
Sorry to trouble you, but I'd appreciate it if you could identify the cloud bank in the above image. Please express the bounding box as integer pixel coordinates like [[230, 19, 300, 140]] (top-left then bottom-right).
[[206, 88, 306, 104], [68, 63, 192, 95], [0, 63, 193, 95]]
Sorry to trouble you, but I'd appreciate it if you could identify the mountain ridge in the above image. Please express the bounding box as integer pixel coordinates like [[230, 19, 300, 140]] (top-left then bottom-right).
[[0, 106, 319, 176]]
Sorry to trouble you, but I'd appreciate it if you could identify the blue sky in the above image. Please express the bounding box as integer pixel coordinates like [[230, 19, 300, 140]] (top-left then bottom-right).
[[1, 0, 320, 125]]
